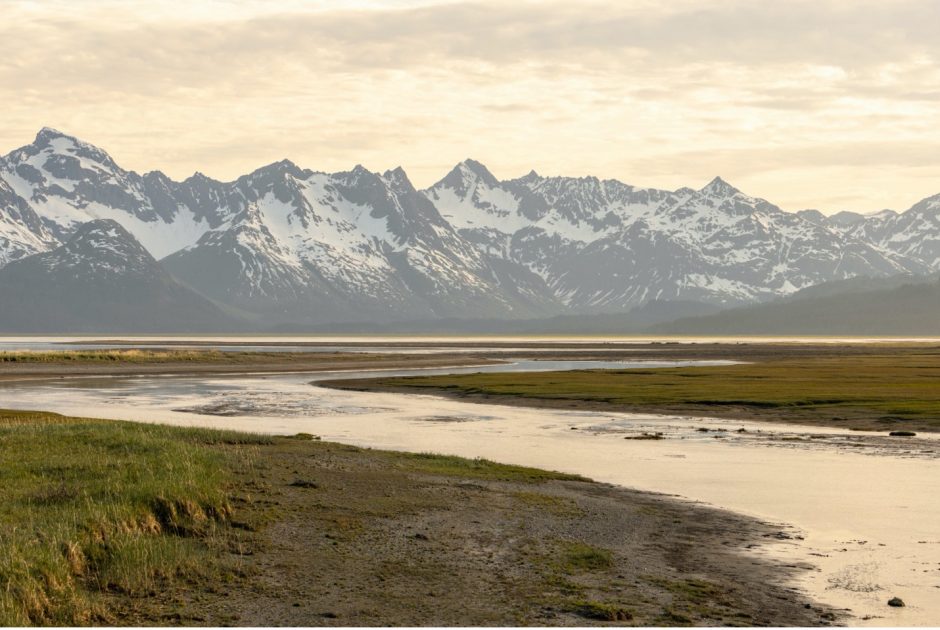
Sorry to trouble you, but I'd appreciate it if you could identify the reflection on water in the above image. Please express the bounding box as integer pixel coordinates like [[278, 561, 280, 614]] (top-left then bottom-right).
[[0, 357, 938, 626]]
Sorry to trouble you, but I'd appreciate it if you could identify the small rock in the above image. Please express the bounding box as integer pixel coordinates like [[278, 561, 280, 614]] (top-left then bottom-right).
[[413, 532, 429, 541], [887, 597, 905, 607], [769, 531, 793, 540], [889, 431, 917, 437], [289, 479, 319, 488], [624, 432, 665, 440]]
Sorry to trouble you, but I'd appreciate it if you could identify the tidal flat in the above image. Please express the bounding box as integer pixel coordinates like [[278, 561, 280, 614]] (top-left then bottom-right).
[[0, 409, 831, 626], [2, 340, 939, 626]]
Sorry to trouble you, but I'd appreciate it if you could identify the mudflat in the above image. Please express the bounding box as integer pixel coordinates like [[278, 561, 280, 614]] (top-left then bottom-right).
[[0, 409, 835, 626], [184, 439, 836, 626]]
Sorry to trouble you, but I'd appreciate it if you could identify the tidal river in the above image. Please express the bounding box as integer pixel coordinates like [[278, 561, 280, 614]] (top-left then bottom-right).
[[2, 358, 939, 626]]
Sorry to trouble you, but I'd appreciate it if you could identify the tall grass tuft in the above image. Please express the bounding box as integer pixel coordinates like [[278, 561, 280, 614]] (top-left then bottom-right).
[[0, 410, 267, 625]]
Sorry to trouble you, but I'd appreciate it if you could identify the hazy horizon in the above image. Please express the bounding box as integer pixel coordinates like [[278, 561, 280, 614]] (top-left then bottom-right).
[[3, 0, 940, 214]]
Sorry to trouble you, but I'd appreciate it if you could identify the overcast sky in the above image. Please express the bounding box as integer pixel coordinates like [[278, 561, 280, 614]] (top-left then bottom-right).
[[2, 0, 939, 212]]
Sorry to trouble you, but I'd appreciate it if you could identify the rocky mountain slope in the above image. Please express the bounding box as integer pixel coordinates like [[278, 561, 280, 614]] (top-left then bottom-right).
[[819, 195, 940, 270], [0, 128, 938, 327], [425, 161, 927, 311], [0, 220, 236, 332]]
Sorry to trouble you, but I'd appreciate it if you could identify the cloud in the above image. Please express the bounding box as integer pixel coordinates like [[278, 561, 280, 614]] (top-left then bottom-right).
[[0, 0, 938, 212]]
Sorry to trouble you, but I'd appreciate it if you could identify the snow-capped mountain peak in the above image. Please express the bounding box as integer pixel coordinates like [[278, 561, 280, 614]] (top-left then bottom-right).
[[699, 175, 740, 197], [2, 128, 940, 328]]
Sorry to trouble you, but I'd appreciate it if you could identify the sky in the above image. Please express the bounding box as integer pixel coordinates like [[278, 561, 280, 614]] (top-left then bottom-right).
[[2, 0, 939, 213]]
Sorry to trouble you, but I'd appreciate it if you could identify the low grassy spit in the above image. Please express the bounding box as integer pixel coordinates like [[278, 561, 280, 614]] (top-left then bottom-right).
[[0, 349, 502, 383], [0, 349, 234, 363], [322, 346, 940, 431]]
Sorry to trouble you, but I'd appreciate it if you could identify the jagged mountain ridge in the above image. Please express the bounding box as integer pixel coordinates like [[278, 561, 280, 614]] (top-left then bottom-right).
[[425, 161, 928, 310], [0, 129, 554, 323], [821, 195, 940, 270], [0, 128, 938, 326]]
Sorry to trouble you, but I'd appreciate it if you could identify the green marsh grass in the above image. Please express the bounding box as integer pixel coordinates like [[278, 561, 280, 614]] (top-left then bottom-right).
[[0, 409, 269, 625], [350, 349, 940, 430]]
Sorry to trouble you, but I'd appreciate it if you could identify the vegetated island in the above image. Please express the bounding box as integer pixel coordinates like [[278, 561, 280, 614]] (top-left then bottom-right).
[[0, 409, 835, 626], [322, 343, 940, 433]]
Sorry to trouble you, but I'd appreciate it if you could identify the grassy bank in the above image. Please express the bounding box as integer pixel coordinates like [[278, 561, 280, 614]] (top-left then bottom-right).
[[0, 410, 269, 625], [323, 346, 940, 431], [0, 411, 589, 625]]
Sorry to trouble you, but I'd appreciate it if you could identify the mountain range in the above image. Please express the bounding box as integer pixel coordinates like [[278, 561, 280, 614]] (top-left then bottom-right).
[[0, 128, 938, 332]]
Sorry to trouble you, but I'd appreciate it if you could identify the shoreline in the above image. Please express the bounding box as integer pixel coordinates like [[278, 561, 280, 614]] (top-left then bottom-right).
[[211, 437, 839, 626], [0, 409, 840, 626]]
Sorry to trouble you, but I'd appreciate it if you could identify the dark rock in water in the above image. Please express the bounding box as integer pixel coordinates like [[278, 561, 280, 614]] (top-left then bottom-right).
[[888, 597, 905, 607], [625, 432, 665, 440], [889, 431, 917, 437]]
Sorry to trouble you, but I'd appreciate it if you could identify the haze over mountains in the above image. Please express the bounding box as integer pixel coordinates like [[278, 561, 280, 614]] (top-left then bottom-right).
[[0, 128, 938, 332], [654, 274, 940, 336]]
